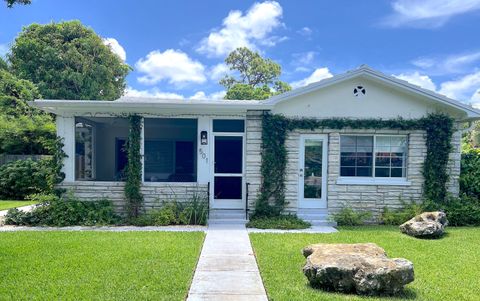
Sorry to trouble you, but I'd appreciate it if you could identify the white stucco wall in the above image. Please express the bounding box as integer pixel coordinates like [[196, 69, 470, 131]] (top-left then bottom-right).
[[56, 116, 75, 182], [273, 77, 464, 120]]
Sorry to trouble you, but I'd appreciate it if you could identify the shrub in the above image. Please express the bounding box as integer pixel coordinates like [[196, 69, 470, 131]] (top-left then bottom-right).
[[0, 159, 53, 199], [150, 203, 178, 226], [4, 193, 120, 226], [430, 196, 480, 226], [380, 201, 424, 225], [128, 194, 208, 226], [460, 148, 480, 199], [246, 215, 311, 229], [332, 207, 372, 226], [179, 191, 208, 225]]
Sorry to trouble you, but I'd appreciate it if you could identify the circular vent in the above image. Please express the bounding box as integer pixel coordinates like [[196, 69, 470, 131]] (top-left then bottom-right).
[[353, 85, 366, 97]]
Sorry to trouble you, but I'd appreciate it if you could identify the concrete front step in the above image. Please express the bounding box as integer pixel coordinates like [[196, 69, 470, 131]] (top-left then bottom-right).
[[209, 209, 247, 220], [297, 209, 329, 214], [304, 220, 337, 227], [210, 213, 246, 218], [208, 219, 248, 225], [297, 208, 336, 227], [297, 214, 329, 219]]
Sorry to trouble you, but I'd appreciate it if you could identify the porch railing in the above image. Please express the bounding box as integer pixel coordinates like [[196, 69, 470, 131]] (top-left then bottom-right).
[[207, 181, 210, 220], [245, 182, 250, 220]]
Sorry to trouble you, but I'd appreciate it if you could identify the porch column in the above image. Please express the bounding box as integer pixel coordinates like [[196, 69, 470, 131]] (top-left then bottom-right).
[[140, 117, 145, 183], [56, 116, 75, 182], [197, 116, 210, 184]]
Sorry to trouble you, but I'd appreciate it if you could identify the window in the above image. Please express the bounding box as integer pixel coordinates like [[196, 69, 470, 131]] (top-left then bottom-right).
[[74, 117, 129, 181], [213, 119, 244, 132], [340, 135, 407, 178], [340, 136, 373, 177], [75, 120, 94, 180], [374, 136, 407, 178], [115, 138, 128, 180], [144, 118, 197, 182]]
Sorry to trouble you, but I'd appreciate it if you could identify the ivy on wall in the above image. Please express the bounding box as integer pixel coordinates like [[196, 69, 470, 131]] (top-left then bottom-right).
[[50, 137, 67, 194], [254, 112, 455, 217], [124, 115, 144, 218], [421, 114, 454, 201]]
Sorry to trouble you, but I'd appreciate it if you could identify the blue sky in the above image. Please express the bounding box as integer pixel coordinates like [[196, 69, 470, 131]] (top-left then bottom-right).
[[1, 0, 480, 107]]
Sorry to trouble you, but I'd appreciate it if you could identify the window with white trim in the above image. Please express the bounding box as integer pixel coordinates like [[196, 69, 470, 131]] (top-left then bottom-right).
[[340, 135, 407, 178]]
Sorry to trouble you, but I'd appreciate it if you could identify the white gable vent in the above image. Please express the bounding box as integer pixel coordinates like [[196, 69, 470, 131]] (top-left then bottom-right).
[[353, 85, 366, 97]]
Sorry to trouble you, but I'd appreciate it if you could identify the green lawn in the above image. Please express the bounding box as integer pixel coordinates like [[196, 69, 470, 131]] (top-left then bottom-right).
[[0, 231, 205, 300], [250, 226, 480, 301], [0, 200, 38, 211]]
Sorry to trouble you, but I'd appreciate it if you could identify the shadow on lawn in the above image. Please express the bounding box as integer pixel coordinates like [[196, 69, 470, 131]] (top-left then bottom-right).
[[304, 283, 418, 300]]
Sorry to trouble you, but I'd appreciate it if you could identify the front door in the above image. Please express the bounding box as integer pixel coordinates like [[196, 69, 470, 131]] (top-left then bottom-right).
[[211, 134, 244, 209], [299, 135, 328, 209]]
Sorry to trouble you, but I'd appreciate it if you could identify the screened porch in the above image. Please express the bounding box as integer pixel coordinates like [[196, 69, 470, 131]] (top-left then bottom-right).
[[74, 117, 197, 182]]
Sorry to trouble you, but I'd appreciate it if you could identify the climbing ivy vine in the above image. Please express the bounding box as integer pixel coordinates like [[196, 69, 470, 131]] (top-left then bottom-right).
[[124, 115, 143, 218], [420, 114, 454, 201], [254, 112, 455, 217]]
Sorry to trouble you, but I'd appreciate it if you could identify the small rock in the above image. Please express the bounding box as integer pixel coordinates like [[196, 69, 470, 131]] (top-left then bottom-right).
[[399, 211, 447, 238], [302, 243, 414, 295]]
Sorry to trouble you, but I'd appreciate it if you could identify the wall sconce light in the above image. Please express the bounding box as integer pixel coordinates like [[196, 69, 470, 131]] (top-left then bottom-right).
[[200, 131, 208, 145]]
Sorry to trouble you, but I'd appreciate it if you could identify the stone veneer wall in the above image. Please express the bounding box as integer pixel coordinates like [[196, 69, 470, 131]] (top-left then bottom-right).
[[446, 126, 462, 196], [282, 126, 463, 219], [59, 182, 208, 213], [245, 110, 265, 211]]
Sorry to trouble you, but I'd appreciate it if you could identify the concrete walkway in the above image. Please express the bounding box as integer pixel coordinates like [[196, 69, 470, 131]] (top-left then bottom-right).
[[187, 223, 268, 301], [0, 204, 36, 217]]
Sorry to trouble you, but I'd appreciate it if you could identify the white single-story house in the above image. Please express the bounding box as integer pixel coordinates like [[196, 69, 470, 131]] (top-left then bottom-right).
[[31, 66, 480, 224]]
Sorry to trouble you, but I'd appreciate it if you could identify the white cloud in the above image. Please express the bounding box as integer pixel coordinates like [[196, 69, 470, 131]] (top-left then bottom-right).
[[209, 63, 231, 81], [383, 0, 480, 27], [258, 35, 288, 47], [197, 1, 283, 57], [292, 51, 316, 66], [189, 90, 226, 100], [291, 67, 333, 88], [125, 87, 226, 100], [189, 91, 207, 100], [295, 66, 310, 73], [394, 71, 437, 91], [439, 70, 480, 101], [411, 57, 435, 69], [412, 51, 480, 75], [135, 49, 206, 85], [297, 27, 313, 36], [103, 38, 126, 61], [125, 87, 184, 99], [392, 69, 480, 106]]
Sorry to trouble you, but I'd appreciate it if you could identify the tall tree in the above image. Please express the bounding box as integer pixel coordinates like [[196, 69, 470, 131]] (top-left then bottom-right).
[[0, 57, 8, 70], [0, 69, 55, 154], [4, 0, 30, 8], [220, 47, 291, 100], [9, 20, 131, 100]]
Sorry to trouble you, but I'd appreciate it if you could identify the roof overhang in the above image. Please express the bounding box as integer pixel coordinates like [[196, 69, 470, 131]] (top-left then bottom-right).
[[30, 97, 273, 116]]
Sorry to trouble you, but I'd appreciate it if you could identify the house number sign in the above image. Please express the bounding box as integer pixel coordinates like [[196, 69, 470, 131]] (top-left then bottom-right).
[[199, 148, 208, 164]]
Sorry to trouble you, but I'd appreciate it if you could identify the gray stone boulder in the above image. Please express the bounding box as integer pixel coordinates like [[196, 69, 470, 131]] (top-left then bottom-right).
[[302, 243, 414, 295], [399, 211, 447, 238]]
